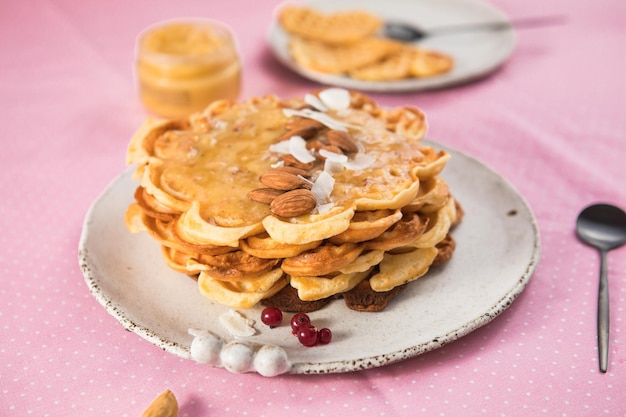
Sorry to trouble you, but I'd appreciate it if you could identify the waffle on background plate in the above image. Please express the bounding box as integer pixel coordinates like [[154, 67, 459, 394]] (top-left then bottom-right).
[[278, 6, 454, 81], [125, 88, 462, 312]]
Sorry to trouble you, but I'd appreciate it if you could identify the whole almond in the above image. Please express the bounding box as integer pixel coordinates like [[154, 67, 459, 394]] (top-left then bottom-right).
[[306, 139, 324, 152], [286, 118, 325, 131], [270, 189, 317, 217], [140, 389, 178, 417], [260, 168, 309, 190], [326, 130, 359, 153], [281, 154, 315, 170], [247, 188, 284, 204], [272, 165, 311, 178], [277, 124, 320, 141], [318, 145, 344, 161]]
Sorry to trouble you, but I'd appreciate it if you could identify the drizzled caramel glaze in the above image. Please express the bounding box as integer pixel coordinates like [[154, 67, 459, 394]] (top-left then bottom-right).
[[128, 93, 446, 231]]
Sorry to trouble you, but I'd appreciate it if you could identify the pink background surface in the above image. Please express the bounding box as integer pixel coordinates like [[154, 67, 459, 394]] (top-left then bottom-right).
[[2, 0, 626, 415]]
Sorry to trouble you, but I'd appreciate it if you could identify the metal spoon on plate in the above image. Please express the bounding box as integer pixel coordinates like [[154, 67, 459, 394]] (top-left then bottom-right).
[[383, 15, 566, 42], [576, 203, 626, 373]]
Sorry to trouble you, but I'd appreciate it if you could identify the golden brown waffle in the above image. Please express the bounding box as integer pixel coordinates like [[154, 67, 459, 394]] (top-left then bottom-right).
[[350, 46, 454, 81], [277, 6, 454, 81], [288, 36, 403, 74], [125, 88, 461, 311], [278, 6, 383, 45]]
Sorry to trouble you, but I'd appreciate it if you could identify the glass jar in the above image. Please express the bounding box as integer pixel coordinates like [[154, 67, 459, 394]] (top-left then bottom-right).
[[135, 19, 241, 119]]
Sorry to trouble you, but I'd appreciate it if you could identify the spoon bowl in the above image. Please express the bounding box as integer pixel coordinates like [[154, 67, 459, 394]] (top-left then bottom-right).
[[576, 203, 626, 373], [577, 204, 626, 251]]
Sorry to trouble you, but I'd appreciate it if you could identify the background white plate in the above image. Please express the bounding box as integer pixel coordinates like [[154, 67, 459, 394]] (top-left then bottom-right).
[[267, 0, 516, 92], [79, 141, 540, 374]]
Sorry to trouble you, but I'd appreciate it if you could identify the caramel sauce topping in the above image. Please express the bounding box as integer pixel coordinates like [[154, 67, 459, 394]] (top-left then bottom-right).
[[150, 97, 428, 226]]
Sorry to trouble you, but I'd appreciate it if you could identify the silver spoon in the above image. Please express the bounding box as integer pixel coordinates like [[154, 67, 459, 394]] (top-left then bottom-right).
[[383, 15, 566, 42], [576, 203, 626, 373]]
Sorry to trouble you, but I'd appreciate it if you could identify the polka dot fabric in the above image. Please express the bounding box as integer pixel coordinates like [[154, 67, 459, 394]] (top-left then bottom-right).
[[2, 0, 626, 416]]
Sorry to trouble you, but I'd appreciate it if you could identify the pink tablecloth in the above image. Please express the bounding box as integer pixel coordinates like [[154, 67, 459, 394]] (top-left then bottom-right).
[[2, 0, 626, 415]]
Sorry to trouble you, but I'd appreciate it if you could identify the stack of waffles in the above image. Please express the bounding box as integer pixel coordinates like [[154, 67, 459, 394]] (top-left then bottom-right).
[[278, 6, 454, 81], [125, 88, 461, 312]]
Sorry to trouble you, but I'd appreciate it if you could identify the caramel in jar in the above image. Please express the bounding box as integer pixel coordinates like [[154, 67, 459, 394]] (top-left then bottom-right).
[[135, 19, 241, 118]]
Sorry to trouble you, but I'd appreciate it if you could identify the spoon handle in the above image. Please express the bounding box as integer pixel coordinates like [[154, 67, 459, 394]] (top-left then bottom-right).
[[598, 250, 610, 373], [428, 15, 567, 36]]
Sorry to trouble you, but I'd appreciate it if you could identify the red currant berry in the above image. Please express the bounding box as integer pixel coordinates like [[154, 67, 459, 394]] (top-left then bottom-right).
[[290, 313, 311, 334], [317, 328, 332, 345], [297, 324, 318, 347], [261, 306, 283, 328]]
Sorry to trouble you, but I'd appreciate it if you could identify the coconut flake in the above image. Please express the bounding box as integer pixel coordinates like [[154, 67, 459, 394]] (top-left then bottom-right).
[[355, 139, 366, 154], [268, 141, 290, 154], [268, 135, 315, 163], [318, 88, 351, 111], [304, 93, 328, 112], [298, 175, 314, 188], [324, 159, 344, 174], [311, 171, 335, 206], [283, 108, 353, 132], [219, 309, 256, 338], [316, 202, 335, 214], [319, 149, 348, 163], [344, 153, 375, 170], [288, 136, 316, 163]]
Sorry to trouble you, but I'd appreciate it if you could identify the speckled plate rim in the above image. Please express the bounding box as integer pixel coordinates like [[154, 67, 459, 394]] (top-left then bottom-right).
[[267, 0, 516, 92], [78, 140, 541, 375]]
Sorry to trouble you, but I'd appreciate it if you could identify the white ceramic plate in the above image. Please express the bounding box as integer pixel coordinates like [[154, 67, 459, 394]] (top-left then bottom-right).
[[267, 0, 516, 92], [79, 141, 540, 375]]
